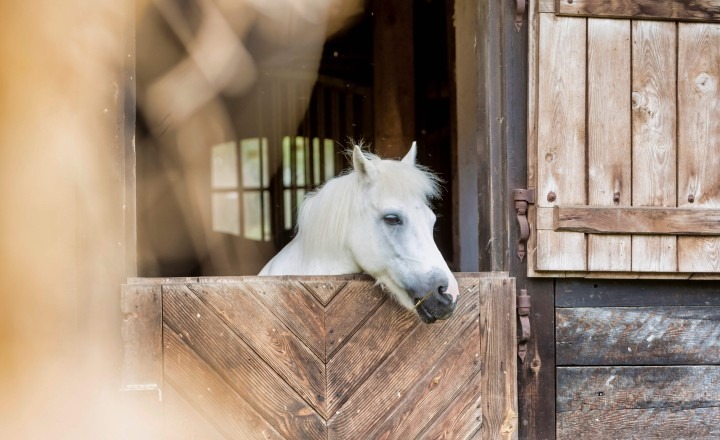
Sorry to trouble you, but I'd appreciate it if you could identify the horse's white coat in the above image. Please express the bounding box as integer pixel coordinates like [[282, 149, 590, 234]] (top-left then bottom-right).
[[260, 143, 458, 312]]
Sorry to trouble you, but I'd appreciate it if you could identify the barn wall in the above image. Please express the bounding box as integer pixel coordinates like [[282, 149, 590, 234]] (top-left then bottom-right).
[[555, 280, 720, 439]]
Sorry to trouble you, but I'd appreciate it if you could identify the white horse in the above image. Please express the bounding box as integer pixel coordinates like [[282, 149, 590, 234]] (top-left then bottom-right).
[[260, 143, 459, 323]]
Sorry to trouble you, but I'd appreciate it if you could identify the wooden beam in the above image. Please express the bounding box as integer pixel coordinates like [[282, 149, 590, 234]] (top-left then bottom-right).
[[557, 366, 720, 439], [554, 206, 720, 235], [372, 0, 414, 158], [556, 0, 720, 22], [556, 306, 720, 365]]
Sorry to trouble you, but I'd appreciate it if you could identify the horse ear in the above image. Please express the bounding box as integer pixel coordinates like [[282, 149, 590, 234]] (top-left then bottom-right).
[[353, 145, 378, 181], [401, 141, 417, 166]]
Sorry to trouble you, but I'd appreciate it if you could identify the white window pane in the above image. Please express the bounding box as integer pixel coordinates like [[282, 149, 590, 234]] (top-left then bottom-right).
[[243, 192, 263, 241], [263, 191, 271, 241], [324, 139, 335, 181], [240, 138, 261, 188], [211, 142, 238, 190], [212, 192, 240, 235]]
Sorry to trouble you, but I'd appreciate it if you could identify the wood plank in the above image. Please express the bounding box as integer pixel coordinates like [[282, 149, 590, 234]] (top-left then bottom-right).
[[417, 370, 482, 440], [558, 366, 720, 439], [557, 366, 720, 412], [631, 20, 677, 272], [555, 206, 720, 235], [516, 279, 556, 440], [187, 283, 327, 417], [479, 277, 518, 440], [121, 284, 162, 395], [326, 297, 419, 416], [536, 230, 586, 271], [556, 307, 720, 365], [300, 280, 346, 305], [326, 281, 481, 440], [367, 322, 482, 440], [556, 279, 720, 307], [372, 0, 415, 157], [164, 326, 286, 440], [324, 280, 387, 360], [678, 23, 720, 271], [587, 19, 632, 271], [162, 284, 325, 440], [536, 14, 587, 271], [557, 407, 720, 439], [557, 0, 720, 22], [240, 279, 325, 361]]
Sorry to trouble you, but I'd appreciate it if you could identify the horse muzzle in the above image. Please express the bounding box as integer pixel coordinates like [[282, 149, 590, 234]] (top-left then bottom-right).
[[414, 291, 456, 323]]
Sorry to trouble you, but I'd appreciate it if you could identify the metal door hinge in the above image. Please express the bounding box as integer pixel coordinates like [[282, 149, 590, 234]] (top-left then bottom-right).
[[513, 188, 535, 262], [517, 289, 531, 363]]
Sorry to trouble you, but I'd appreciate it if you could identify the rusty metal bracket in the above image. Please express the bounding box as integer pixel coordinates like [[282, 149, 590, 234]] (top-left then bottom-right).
[[514, 0, 526, 31], [513, 188, 535, 262], [517, 289, 531, 363]]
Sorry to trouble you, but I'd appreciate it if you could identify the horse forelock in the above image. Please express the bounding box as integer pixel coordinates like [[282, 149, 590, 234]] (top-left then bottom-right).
[[295, 154, 441, 254]]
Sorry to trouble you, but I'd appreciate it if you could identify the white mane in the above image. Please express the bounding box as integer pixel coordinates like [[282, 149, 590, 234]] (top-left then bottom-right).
[[294, 151, 441, 259]]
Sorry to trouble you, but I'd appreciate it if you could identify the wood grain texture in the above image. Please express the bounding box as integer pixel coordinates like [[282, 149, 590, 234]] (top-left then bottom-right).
[[556, 307, 720, 365], [678, 24, 720, 271], [188, 283, 327, 416], [327, 283, 482, 440], [631, 20, 678, 272], [418, 370, 483, 440], [480, 277, 518, 440], [536, 14, 587, 271], [557, 366, 720, 438], [326, 297, 418, 416], [557, 366, 720, 412], [162, 284, 326, 440], [558, 407, 720, 439], [557, 0, 720, 22], [587, 19, 632, 271], [555, 206, 720, 235], [368, 322, 482, 440], [301, 280, 346, 305], [324, 280, 386, 360], [164, 326, 287, 440], [241, 279, 326, 361]]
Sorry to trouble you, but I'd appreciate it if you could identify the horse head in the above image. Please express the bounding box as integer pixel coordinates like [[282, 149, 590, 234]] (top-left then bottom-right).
[[346, 144, 459, 323]]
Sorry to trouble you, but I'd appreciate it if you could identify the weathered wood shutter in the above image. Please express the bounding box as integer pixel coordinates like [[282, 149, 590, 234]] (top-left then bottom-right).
[[528, 0, 720, 277]]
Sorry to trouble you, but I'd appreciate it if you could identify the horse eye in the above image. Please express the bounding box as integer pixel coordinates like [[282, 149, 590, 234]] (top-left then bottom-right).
[[383, 214, 403, 225]]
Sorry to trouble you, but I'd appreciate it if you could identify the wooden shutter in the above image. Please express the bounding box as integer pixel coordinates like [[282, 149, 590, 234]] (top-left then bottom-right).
[[527, 0, 720, 277]]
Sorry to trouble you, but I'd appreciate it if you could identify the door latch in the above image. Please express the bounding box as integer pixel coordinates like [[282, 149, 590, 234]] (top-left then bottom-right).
[[517, 289, 531, 363], [513, 188, 535, 262]]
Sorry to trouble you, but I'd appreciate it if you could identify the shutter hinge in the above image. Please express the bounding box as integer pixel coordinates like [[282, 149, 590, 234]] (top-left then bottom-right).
[[513, 188, 536, 262], [517, 288, 531, 363]]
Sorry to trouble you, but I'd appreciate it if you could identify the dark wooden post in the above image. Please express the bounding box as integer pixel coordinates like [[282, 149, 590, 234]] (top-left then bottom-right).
[[372, 0, 415, 158]]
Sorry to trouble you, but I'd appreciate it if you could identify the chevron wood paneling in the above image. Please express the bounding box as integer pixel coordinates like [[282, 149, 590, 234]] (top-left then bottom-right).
[[122, 273, 517, 439]]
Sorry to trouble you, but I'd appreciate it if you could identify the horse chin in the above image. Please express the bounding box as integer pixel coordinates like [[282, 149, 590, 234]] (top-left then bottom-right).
[[415, 303, 437, 324]]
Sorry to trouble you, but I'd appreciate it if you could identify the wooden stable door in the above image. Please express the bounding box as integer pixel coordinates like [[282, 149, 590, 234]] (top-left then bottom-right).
[[120, 273, 518, 439], [527, 0, 720, 277]]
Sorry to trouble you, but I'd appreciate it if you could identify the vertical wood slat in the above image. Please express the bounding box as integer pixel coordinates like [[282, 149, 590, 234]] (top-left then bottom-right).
[[677, 23, 720, 272], [480, 277, 518, 440], [631, 20, 678, 271], [587, 19, 632, 271], [536, 14, 587, 271]]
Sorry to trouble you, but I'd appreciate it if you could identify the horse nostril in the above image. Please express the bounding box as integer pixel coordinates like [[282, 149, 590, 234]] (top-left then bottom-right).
[[435, 285, 453, 305]]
